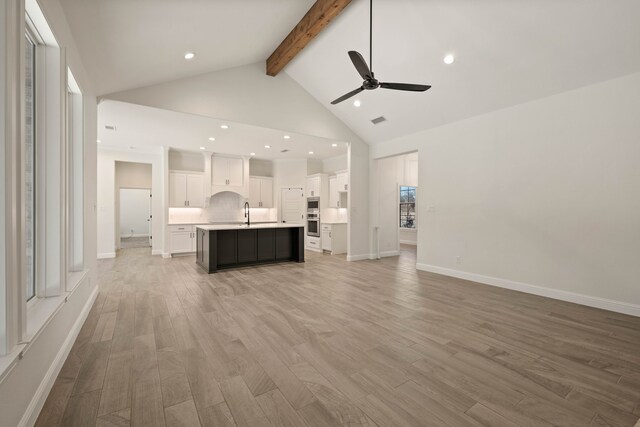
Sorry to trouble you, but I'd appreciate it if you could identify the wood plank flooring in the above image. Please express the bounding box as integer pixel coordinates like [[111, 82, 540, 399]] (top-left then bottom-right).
[[37, 245, 640, 426]]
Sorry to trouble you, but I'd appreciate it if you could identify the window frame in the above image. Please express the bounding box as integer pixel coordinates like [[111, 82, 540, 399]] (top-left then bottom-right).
[[399, 185, 417, 230]]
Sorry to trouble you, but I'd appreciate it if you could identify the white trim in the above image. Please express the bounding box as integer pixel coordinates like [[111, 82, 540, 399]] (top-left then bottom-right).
[[152, 249, 163, 256], [346, 253, 371, 261], [120, 233, 149, 238], [379, 250, 400, 258], [97, 252, 116, 259], [162, 252, 171, 259], [18, 285, 98, 427], [399, 240, 417, 245], [416, 263, 640, 317]]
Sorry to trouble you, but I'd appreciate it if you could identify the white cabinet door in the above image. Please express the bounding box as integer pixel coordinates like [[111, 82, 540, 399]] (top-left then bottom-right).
[[321, 229, 332, 251], [190, 232, 197, 252], [211, 156, 228, 186], [249, 177, 261, 207], [336, 172, 348, 192], [171, 231, 192, 254], [260, 178, 273, 208], [227, 157, 244, 186], [169, 173, 187, 207], [186, 174, 204, 207], [329, 176, 338, 208], [307, 177, 320, 197]]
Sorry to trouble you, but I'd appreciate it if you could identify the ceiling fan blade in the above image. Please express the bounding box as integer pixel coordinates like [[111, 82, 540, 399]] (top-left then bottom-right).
[[380, 82, 431, 92], [348, 51, 372, 80], [331, 87, 364, 105]]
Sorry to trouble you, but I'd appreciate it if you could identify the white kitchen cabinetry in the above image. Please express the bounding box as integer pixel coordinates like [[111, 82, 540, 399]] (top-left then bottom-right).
[[249, 176, 273, 208], [306, 176, 321, 197], [169, 172, 204, 207], [169, 225, 197, 254], [321, 223, 347, 255], [329, 171, 348, 208], [212, 155, 244, 187]]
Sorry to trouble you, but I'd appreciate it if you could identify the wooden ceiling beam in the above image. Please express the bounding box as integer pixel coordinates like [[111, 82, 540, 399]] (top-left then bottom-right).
[[266, 0, 353, 77]]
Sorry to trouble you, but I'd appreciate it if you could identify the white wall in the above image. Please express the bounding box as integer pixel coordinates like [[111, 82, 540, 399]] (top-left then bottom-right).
[[119, 189, 150, 237], [249, 158, 273, 177], [371, 72, 640, 315], [105, 62, 369, 259], [323, 153, 347, 173], [97, 148, 164, 257], [168, 149, 204, 172]]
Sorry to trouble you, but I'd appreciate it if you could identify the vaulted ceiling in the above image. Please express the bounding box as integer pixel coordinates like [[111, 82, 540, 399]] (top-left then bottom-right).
[[60, 0, 640, 144]]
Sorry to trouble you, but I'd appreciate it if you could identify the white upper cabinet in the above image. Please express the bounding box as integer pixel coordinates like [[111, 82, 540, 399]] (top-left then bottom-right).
[[306, 176, 321, 197], [249, 176, 273, 208], [170, 172, 203, 207], [329, 176, 338, 208], [336, 171, 348, 192], [212, 155, 244, 187], [186, 174, 204, 207]]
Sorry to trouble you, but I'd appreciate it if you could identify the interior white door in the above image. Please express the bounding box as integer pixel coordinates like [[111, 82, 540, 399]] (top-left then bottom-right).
[[119, 188, 151, 240], [281, 187, 304, 224], [169, 173, 187, 207], [227, 157, 244, 186], [186, 174, 204, 207]]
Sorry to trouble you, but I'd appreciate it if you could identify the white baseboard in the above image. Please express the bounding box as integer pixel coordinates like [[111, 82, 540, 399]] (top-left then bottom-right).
[[416, 263, 640, 317], [347, 253, 371, 261], [19, 284, 99, 427], [162, 252, 171, 259], [120, 234, 149, 238], [399, 240, 417, 245], [151, 249, 162, 256], [379, 250, 400, 258], [97, 252, 116, 259]]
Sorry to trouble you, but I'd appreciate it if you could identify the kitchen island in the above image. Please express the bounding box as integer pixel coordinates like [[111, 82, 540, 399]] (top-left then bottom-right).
[[195, 223, 305, 273]]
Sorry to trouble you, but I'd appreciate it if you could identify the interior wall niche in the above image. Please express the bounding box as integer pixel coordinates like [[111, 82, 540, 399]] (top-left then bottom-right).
[[169, 150, 205, 172]]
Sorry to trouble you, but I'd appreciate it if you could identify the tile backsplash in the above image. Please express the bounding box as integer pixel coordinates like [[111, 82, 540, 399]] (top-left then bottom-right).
[[169, 191, 277, 224]]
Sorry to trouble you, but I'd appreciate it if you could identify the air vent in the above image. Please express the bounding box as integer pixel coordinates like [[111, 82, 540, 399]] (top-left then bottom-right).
[[371, 116, 387, 125], [280, 149, 289, 153], [105, 125, 117, 131]]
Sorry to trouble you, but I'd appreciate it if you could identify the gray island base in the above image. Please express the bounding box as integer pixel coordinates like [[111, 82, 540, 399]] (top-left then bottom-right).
[[196, 224, 305, 273]]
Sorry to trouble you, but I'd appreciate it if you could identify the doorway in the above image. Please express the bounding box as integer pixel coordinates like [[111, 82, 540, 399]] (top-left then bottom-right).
[[119, 188, 152, 249], [373, 152, 419, 261]]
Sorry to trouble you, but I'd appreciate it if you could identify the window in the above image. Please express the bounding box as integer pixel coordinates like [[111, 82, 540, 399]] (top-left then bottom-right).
[[67, 70, 83, 274], [25, 32, 36, 301], [399, 186, 416, 229]]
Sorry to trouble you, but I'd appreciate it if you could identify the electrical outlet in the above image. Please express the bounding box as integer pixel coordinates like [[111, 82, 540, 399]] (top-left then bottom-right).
[[456, 256, 462, 264]]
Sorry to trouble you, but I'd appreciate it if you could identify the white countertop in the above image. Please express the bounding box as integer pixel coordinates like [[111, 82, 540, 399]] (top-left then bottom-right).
[[196, 223, 303, 231]]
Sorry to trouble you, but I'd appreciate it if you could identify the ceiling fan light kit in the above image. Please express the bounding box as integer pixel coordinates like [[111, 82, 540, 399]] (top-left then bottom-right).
[[331, 0, 431, 105]]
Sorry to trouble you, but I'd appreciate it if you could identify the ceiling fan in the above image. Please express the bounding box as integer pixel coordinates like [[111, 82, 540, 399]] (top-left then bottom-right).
[[331, 0, 431, 105]]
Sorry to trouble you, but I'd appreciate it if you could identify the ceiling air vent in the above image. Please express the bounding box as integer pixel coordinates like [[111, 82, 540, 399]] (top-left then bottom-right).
[[105, 125, 117, 131], [280, 149, 289, 153], [371, 116, 386, 125]]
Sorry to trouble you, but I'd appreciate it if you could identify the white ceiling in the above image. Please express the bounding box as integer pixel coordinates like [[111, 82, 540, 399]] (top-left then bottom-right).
[[285, 0, 640, 144], [97, 100, 348, 160], [59, 0, 315, 95], [62, 0, 640, 145]]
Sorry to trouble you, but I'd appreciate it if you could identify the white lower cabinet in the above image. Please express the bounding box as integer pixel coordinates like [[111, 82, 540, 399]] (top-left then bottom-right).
[[321, 223, 347, 255], [306, 235, 321, 252], [169, 225, 197, 254]]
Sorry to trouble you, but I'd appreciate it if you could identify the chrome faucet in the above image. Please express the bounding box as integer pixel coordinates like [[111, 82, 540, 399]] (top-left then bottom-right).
[[244, 201, 250, 227]]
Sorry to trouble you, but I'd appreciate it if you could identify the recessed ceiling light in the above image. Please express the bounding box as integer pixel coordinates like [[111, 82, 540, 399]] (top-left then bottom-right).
[[128, 146, 134, 150], [250, 152, 256, 156], [331, 143, 338, 147], [200, 147, 205, 150], [220, 124, 229, 129], [283, 135, 291, 139], [264, 145, 271, 149], [443, 54, 455, 65], [208, 137, 215, 141], [184, 52, 195, 60], [353, 99, 361, 107], [96, 139, 102, 143], [308, 151, 314, 155]]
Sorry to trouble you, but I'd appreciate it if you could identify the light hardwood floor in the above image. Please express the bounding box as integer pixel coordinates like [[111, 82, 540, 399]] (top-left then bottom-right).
[[37, 245, 640, 426]]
